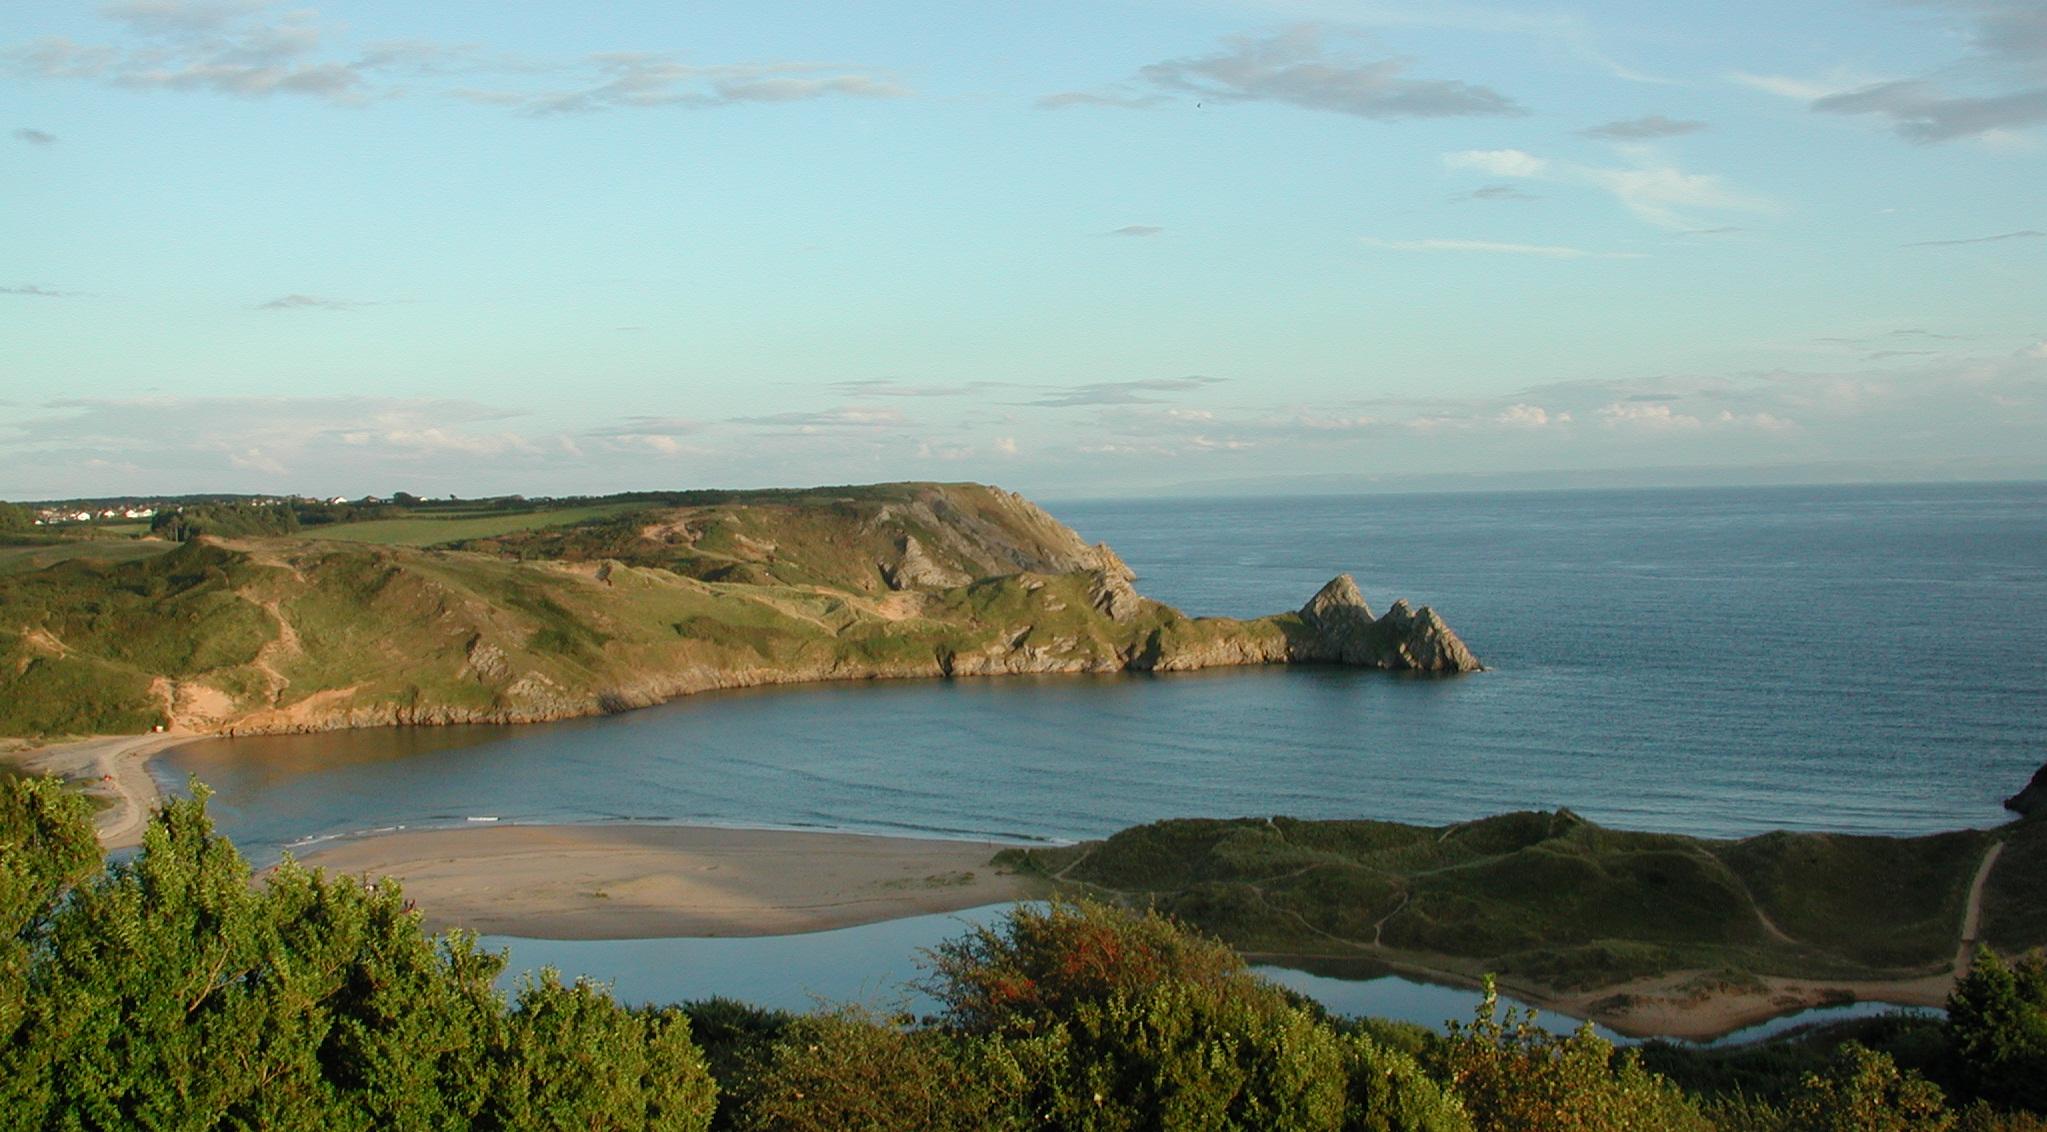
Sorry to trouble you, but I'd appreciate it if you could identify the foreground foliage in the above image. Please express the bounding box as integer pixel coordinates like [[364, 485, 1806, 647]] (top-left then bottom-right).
[[0, 777, 716, 1131], [3, 774, 2045, 1129]]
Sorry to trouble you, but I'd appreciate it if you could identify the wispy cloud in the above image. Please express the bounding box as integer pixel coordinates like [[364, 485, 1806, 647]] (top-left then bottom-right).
[[2, 283, 83, 297], [1814, 81, 2047, 144], [5, 4, 907, 114], [1023, 376, 1227, 408], [7, 395, 542, 486], [9, 6, 370, 104], [461, 56, 910, 116], [12, 126, 57, 144], [583, 415, 702, 437], [1108, 224, 1165, 237], [827, 380, 1010, 398], [1052, 25, 1522, 121], [257, 293, 372, 311], [1445, 147, 1771, 229], [728, 406, 907, 428], [1361, 237, 1644, 259], [1462, 183, 1538, 202], [1902, 229, 2044, 247], [1578, 114, 1708, 140], [1735, 2, 2047, 143], [1035, 90, 1167, 111]]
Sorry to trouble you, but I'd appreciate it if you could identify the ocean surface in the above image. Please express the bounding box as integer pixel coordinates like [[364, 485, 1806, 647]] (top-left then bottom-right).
[[157, 482, 2047, 1032]]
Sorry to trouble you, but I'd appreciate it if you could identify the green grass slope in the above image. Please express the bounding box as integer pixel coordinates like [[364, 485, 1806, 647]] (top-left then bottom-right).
[[0, 483, 1340, 739], [1000, 811, 2019, 994]]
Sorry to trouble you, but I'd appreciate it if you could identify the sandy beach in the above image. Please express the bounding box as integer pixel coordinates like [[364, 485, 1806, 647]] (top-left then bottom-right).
[[291, 823, 1043, 939], [1, 731, 188, 849]]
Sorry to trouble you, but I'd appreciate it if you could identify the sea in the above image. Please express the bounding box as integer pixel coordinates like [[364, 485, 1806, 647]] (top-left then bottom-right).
[[158, 482, 2047, 1040]]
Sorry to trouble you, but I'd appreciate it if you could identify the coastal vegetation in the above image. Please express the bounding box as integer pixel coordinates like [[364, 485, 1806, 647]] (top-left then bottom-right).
[[0, 482, 1477, 741], [4, 774, 2044, 1131], [996, 810, 2034, 1024]]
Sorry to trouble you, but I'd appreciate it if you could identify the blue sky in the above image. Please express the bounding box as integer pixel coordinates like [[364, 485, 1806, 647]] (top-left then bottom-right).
[[2, 0, 2042, 499]]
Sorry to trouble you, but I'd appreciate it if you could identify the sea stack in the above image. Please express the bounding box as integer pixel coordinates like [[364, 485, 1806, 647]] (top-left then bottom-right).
[[1295, 573, 1482, 672]]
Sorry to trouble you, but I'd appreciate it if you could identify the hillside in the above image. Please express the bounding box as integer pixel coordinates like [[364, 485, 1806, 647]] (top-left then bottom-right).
[[0, 482, 1479, 739], [997, 808, 2036, 1031]]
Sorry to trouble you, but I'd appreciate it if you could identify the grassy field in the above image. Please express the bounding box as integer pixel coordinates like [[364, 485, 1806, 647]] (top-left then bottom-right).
[[302, 503, 638, 546], [0, 484, 1220, 739], [999, 811, 2017, 992], [0, 540, 176, 576]]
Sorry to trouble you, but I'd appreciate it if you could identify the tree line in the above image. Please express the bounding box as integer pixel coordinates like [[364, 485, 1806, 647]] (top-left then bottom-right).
[[3, 775, 2043, 1130]]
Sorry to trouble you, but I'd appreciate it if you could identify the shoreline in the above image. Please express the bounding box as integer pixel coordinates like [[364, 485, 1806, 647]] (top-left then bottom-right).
[[0, 731, 189, 849], [288, 823, 1046, 939], [1243, 947, 1953, 1045]]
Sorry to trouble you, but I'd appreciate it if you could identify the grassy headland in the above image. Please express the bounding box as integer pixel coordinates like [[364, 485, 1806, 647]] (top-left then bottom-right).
[[0, 482, 1478, 740], [997, 808, 2040, 1037]]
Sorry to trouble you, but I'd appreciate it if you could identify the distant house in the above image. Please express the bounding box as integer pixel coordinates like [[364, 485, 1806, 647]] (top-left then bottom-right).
[[329, 496, 349, 505]]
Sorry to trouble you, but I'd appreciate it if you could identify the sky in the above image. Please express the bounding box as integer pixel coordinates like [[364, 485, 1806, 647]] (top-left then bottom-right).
[[2, 0, 2043, 500]]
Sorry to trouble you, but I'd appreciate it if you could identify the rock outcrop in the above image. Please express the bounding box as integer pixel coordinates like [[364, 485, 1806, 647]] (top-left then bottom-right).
[[1088, 569, 1145, 622], [1291, 573, 1482, 672], [2007, 762, 2047, 817], [882, 535, 970, 590]]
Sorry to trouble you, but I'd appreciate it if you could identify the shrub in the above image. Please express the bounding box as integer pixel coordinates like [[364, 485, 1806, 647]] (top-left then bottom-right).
[[1781, 1043, 1955, 1131], [1946, 949, 2047, 1112], [727, 1007, 1025, 1131], [1436, 977, 1712, 1131]]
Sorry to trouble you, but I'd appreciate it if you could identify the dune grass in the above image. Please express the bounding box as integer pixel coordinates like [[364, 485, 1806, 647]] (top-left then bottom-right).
[[1000, 811, 2012, 992]]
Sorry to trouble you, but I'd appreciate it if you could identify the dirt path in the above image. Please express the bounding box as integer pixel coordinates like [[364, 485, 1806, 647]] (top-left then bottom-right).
[[1954, 841, 2005, 975]]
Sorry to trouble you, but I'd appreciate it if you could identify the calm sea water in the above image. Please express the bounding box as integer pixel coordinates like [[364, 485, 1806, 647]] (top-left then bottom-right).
[[157, 483, 2047, 1033], [166, 482, 2047, 856]]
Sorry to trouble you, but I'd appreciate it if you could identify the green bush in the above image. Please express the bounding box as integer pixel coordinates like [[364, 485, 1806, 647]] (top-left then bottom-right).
[[1946, 949, 2047, 1112], [1435, 977, 1713, 1132], [727, 1008, 1026, 1131], [0, 776, 715, 1130]]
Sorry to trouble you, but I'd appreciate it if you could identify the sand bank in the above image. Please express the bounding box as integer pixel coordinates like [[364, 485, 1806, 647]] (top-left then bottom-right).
[[291, 824, 1043, 939], [1, 731, 188, 849]]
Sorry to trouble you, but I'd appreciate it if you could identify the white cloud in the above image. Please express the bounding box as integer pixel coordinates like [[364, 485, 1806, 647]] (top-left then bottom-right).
[[1446, 148, 1772, 229], [1445, 148, 1549, 178], [1729, 69, 1883, 101], [1598, 402, 1704, 430], [1496, 404, 1569, 427]]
